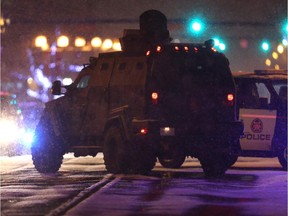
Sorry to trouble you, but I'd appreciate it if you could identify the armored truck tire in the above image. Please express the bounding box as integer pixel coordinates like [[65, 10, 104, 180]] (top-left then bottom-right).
[[198, 151, 229, 178], [158, 145, 186, 168], [103, 125, 156, 174], [103, 126, 133, 174], [31, 113, 64, 173], [158, 154, 186, 169], [224, 154, 238, 167], [278, 146, 287, 170]]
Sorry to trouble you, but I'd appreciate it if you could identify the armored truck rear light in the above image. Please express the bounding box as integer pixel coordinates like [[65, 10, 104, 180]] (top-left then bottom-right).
[[151, 92, 159, 104], [227, 93, 234, 101], [140, 128, 148, 135], [225, 93, 234, 106], [156, 46, 162, 52]]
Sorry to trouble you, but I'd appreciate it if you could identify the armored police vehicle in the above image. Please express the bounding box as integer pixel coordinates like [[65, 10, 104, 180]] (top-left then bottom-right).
[[232, 70, 287, 170], [31, 10, 243, 177]]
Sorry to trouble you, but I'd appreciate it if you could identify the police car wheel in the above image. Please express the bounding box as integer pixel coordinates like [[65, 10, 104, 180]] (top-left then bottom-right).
[[278, 146, 287, 170]]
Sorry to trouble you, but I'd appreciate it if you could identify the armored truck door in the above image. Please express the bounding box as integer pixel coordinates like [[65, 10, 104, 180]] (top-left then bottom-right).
[[59, 67, 93, 137], [81, 58, 115, 137]]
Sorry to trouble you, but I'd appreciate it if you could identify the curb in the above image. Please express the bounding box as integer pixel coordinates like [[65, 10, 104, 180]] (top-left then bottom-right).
[[47, 173, 115, 216]]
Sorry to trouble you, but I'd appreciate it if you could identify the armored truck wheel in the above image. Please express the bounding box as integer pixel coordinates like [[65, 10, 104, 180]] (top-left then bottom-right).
[[103, 125, 156, 174], [158, 154, 186, 169], [103, 126, 133, 174], [198, 152, 228, 178], [278, 146, 287, 170], [31, 114, 64, 173], [131, 138, 157, 174], [158, 145, 186, 168], [225, 155, 238, 167]]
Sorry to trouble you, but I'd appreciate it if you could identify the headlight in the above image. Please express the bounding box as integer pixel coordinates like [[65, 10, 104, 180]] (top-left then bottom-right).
[[0, 119, 22, 143], [21, 129, 35, 148]]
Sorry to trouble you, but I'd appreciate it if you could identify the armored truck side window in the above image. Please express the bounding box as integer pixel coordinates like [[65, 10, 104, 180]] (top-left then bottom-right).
[[76, 75, 90, 89], [118, 62, 127, 71], [135, 62, 144, 70], [100, 63, 109, 71]]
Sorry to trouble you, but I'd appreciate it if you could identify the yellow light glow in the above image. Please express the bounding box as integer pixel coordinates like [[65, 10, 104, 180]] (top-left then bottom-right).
[[91, 37, 102, 47], [164, 127, 170, 132], [0, 17, 4, 26], [112, 41, 121, 51], [35, 35, 48, 48], [275, 64, 280, 70], [102, 39, 113, 50], [277, 44, 284, 54], [74, 37, 86, 47], [27, 77, 33, 85], [57, 35, 69, 47], [272, 52, 278, 60], [265, 59, 271, 66]]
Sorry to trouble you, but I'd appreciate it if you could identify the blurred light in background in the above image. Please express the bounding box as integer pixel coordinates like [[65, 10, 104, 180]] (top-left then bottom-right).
[[74, 37, 86, 47], [277, 44, 284, 53], [261, 41, 270, 52], [272, 52, 278, 60], [62, 77, 73, 86], [35, 35, 49, 50], [112, 40, 121, 51], [102, 39, 113, 50], [57, 35, 69, 47], [188, 18, 205, 35], [91, 37, 102, 48], [212, 37, 226, 51]]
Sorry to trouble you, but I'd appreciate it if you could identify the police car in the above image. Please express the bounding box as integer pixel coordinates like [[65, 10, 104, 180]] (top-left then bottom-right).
[[233, 70, 287, 170], [0, 92, 34, 156]]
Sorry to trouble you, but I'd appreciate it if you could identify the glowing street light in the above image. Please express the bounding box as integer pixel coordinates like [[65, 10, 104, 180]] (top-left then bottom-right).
[[91, 37, 102, 48], [102, 39, 113, 50], [35, 35, 48, 50], [57, 35, 69, 47], [74, 37, 86, 47]]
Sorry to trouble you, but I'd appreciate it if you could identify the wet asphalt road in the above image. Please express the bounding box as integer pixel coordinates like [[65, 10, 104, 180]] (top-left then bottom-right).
[[0, 154, 287, 216]]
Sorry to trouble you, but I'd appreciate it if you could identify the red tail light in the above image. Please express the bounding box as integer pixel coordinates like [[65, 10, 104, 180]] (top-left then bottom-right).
[[151, 92, 158, 104], [227, 93, 234, 101], [156, 46, 161, 52], [140, 128, 148, 135], [225, 93, 234, 106]]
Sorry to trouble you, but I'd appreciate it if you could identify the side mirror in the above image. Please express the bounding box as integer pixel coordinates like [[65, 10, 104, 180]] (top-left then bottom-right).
[[51, 80, 62, 95]]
